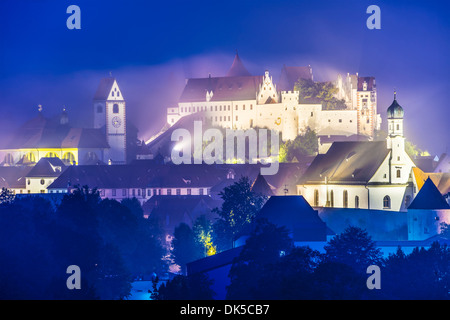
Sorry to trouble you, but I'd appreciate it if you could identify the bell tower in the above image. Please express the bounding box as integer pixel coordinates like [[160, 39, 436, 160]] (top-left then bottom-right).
[[386, 91, 406, 184], [93, 77, 127, 164]]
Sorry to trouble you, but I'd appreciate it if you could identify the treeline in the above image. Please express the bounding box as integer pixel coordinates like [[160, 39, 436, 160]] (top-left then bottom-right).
[[0, 187, 167, 299], [157, 221, 450, 300]]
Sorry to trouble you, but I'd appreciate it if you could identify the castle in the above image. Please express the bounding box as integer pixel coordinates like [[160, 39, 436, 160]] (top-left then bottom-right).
[[166, 53, 381, 142]]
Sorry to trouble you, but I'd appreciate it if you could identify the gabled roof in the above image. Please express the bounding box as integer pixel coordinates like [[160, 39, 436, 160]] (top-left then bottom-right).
[[226, 52, 251, 77], [93, 77, 115, 100], [61, 128, 109, 149], [258, 195, 328, 241], [0, 166, 32, 189], [278, 65, 313, 91], [250, 173, 274, 196], [408, 177, 450, 210], [357, 76, 375, 91], [298, 141, 390, 185], [412, 167, 450, 195], [26, 157, 66, 178]]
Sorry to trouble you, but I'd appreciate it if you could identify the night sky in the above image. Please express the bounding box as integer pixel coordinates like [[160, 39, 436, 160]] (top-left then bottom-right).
[[0, 0, 448, 155]]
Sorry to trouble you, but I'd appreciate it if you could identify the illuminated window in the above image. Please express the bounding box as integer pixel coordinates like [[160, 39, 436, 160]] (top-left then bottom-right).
[[383, 196, 391, 209], [26, 152, 36, 163], [113, 104, 119, 114], [63, 152, 75, 165], [45, 152, 58, 158]]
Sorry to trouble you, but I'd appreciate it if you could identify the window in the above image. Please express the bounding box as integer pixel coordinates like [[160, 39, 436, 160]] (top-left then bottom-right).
[[132, 189, 136, 197], [243, 105, 245, 110], [383, 196, 391, 209], [147, 189, 151, 197], [236, 115, 238, 121], [45, 152, 58, 158], [122, 189, 127, 196], [235, 105, 238, 110], [250, 104, 253, 110], [343, 190, 348, 208], [330, 190, 334, 207], [397, 156, 400, 161], [215, 106, 217, 111], [112, 189, 116, 197], [176, 189, 181, 195], [396, 169, 401, 178], [397, 124, 400, 130], [167, 189, 172, 196], [355, 196, 359, 209], [113, 104, 119, 114], [138, 189, 141, 196], [63, 152, 76, 165], [40, 179, 45, 185], [187, 188, 191, 195], [219, 105, 222, 111], [311, 112, 314, 117], [339, 119, 342, 123], [199, 188, 204, 195], [314, 189, 319, 207], [117, 91, 120, 97]]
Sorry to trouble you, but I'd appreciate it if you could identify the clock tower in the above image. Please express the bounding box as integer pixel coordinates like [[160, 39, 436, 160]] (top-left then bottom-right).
[[93, 77, 127, 164]]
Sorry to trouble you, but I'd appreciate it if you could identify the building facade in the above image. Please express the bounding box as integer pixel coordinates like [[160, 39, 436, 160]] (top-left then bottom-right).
[[297, 94, 417, 212]]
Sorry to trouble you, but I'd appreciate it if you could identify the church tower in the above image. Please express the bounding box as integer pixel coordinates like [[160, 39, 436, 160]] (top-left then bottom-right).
[[386, 91, 407, 184], [93, 77, 127, 164]]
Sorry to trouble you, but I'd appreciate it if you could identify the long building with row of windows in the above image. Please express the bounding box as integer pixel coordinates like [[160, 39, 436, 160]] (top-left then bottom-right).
[[164, 53, 380, 142]]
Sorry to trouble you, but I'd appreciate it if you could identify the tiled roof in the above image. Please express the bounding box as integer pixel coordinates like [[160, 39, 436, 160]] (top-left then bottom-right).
[[298, 141, 390, 185], [0, 167, 32, 189], [26, 157, 66, 177], [0, 113, 109, 150], [93, 77, 115, 100], [179, 75, 263, 103], [258, 195, 328, 241]]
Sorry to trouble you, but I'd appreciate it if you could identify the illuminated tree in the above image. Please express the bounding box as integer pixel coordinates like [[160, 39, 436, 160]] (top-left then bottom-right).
[[212, 176, 267, 251], [171, 223, 203, 275]]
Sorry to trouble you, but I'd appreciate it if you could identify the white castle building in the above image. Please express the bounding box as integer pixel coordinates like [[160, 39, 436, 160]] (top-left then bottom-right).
[[166, 53, 379, 141]]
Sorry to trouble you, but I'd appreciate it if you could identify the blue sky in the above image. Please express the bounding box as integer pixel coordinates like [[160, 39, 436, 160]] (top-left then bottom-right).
[[0, 0, 449, 155]]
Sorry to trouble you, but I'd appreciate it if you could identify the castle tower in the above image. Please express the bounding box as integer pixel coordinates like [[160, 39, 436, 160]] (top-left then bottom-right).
[[93, 77, 127, 164], [386, 91, 406, 183]]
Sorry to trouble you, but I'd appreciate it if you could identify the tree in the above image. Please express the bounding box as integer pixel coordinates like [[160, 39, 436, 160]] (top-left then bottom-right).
[[226, 219, 293, 299], [380, 242, 450, 299], [212, 176, 267, 251], [440, 222, 450, 238], [324, 226, 382, 274], [157, 273, 215, 300], [171, 223, 204, 275], [0, 187, 15, 204], [281, 127, 318, 160], [294, 78, 346, 110], [193, 215, 216, 257]]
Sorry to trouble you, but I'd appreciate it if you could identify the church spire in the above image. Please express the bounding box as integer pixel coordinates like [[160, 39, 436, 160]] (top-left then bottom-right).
[[226, 51, 251, 77]]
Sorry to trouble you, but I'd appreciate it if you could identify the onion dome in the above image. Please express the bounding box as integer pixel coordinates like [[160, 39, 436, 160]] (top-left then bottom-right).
[[387, 91, 404, 119]]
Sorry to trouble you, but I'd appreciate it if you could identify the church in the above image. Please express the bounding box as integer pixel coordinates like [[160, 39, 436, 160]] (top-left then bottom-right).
[[297, 93, 417, 211], [0, 77, 128, 166], [165, 53, 380, 142]]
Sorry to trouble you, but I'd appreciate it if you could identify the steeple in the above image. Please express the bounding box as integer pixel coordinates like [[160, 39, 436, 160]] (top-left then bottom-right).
[[226, 51, 251, 77]]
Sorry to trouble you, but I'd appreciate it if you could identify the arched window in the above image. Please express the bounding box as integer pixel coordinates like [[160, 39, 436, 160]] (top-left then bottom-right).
[[63, 152, 76, 165], [396, 169, 401, 178], [383, 195, 391, 209], [330, 190, 334, 207], [343, 190, 348, 208], [26, 152, 36, 163], [113, 104, 119, 114], [314, 189, 319, 207], [45, 152, 58, 158], [4, 153, 14, 165], [355, 196, 360, 209]]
